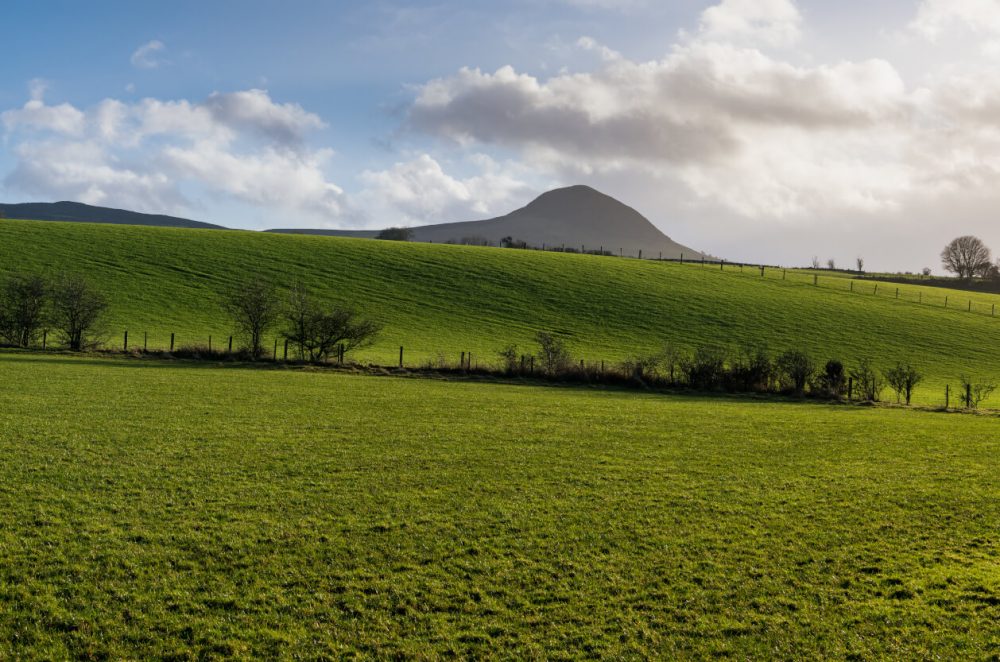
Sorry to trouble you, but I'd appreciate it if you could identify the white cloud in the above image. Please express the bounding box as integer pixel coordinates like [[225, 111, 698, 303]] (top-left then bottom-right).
[[358, 153, 536, 226], [910, 0, 1000, 41], [1, 87, 345, 223], [697, 0, 802, 48], [409, 41, 916, 219], [130, 40, 167, 69]]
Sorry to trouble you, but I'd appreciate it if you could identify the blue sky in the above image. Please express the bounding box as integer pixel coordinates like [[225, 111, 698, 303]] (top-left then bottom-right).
[[4, 0, 1000, 270]]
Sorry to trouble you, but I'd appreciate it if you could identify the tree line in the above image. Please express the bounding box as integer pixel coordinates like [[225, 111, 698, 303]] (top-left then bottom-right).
[[1, 272, 995, 408], [496, 333, 995, 409], [0, 272, 382, 359]]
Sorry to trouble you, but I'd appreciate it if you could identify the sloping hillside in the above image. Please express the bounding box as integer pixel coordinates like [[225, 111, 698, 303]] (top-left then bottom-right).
[[0, 201, 224, 229], [2, 218, 1000, 405]]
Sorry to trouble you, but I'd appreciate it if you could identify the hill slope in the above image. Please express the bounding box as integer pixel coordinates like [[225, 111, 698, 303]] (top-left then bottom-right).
[[2, 218, 1000, 405], [0, 201, 224, 229], [270, 185, 708, 259]]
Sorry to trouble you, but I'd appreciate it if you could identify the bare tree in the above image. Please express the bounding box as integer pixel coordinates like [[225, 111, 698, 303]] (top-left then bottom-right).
[[0, 272, 48, 347], [282, 283, 380, 362], [826, 258, 836, 270], [856, 257, 864, 273], [222, 278, 280, 359], [811, 256, 820, 269], [851, 358, 884, 402], [959, 375, 997, 409], [535, 332, 571, 375], [884, 363, 922, 405], [49, 273, 107, 351], [941, 236, 992, 280]]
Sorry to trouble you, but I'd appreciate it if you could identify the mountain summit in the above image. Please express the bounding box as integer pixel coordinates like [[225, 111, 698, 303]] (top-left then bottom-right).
[[272, 185, 708, 259]]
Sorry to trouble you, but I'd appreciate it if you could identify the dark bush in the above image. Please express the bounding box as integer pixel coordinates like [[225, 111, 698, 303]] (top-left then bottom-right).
[[497, 344, 520, 374], [0, 272, 48, 348], [682, 346, 728, 390], [776, 350, 814, 396], [728, 344, 773, 392], [376, 227, 413, 241], [814, 359, 847, 398], [620, 353, 662, 383]]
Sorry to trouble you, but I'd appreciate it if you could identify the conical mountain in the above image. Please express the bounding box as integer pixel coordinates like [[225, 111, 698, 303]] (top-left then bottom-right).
[[272, 185, 708, 259]]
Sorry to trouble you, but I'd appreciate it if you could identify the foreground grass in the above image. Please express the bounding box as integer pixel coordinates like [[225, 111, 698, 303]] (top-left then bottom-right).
[[0, 352, 998, 658]]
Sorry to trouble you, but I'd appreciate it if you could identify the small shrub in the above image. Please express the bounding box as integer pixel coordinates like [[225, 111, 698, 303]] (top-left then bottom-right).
[[884, 363, 923, 405], [620, 353, 662, 383], [376, 227, 413, 241], [958, 375, 997, 409], [682, 346, 728, 390], [728, 344, 773, 392], [776, 350, 814, 396], [851, 358, 884, 402], [814, 360, 847, 398], [497, 344, 519, 374], [535, 332, 571, 376]]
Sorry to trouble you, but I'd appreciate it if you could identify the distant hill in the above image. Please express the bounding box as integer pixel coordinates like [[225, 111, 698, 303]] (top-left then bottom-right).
[[268, 185, 709, 260], [0, 201, 225, 230]]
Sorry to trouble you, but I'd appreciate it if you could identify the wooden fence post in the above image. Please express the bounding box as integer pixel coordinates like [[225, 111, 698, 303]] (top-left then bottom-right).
[[966, 384, 972, 409], [945, 296, 948, 308], [170, 333, 175, 352], [399, 346, 404, 368], [919, 292, 922, 304], [760, 265, 765, 277], [968, 300, 972, 312], [273, 338, 278, 361], [813, 274, 818, 286], [945, 384, 949, 409], [228, 336, 233, 353], [124, 330, 128, 351], [848, 377, 853, 402], [209, 336, 212, 353], [284, 339, 288, 361], [783, 269, 786, 280], [42, 330, 46, 350], [850, 281, 853, 292], [874, 283, 878, 295], [721, 260, 724, 271], [460, 351, 465, 369], [680, 253, 684, 263], [993, 303, 996, 317], [144, 331, 147, 352]]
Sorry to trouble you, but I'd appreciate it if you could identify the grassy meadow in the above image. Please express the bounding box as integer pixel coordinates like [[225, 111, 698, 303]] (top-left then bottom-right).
[[3, 219, 1000, 406], [0, 352, 998, 658]]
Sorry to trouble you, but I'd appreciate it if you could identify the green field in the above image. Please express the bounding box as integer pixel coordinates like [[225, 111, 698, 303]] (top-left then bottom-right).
[[0, 352, 998, 658], [3, 219, 1000, 406]]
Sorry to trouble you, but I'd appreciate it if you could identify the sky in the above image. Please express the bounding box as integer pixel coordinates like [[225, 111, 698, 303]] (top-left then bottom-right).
[[4, 0, 1000, 271]]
